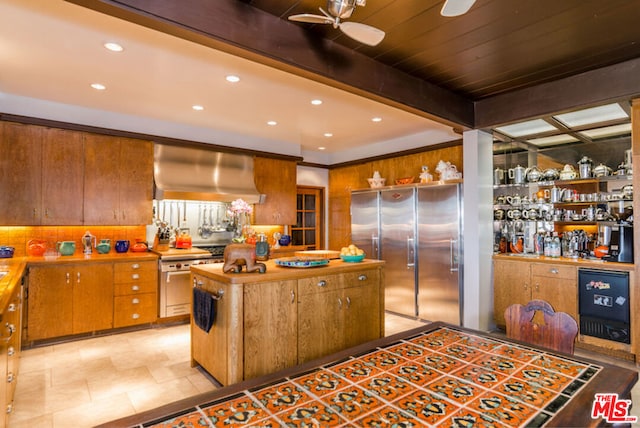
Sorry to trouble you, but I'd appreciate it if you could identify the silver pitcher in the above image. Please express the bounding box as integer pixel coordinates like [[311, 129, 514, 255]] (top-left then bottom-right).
[[508, 165, 526, 185]]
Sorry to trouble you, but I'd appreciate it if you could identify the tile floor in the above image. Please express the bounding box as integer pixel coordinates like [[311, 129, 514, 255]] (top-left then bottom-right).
[[8, 315, 639, 427]]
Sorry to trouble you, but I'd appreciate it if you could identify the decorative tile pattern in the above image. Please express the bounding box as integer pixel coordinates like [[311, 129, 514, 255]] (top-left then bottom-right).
[[141, 327, 602, 427]]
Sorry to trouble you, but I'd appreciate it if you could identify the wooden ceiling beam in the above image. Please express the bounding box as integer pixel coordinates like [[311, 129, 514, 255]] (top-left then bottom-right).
[[65, 0, 474, 128]]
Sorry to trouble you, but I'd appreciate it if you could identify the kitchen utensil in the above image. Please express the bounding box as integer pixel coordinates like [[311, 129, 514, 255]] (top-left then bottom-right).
[[278, 234, 291, 246], [27, 239, 47, 256], [82, 231, 96, 255], [559, 164, 577, 180], [56, 241, 75, 256], [0, 246, 15, 258], [96, 239, 111, 254], [131, 239, 149, 252], [115, 240, 130, 253], [593, 163, 612, 177], [525, 166, 542, 182], [493, 167, 506, 185], [578, 156, 593, 178], [543, 168, 559, 181], [622, 184, 633, 199], [505, 195, 521, 205], [508, 165, 526, 184], [340, 253, 365, 262]]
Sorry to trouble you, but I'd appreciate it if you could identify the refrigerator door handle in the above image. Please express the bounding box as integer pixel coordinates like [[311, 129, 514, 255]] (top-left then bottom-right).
[[407, 237, 415, 268], [372, 235, 379, 258], [450, 238, 459, 272]]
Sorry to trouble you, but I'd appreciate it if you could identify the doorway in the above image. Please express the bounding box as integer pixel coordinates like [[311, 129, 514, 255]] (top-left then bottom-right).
[[291, 186, 324, 249]]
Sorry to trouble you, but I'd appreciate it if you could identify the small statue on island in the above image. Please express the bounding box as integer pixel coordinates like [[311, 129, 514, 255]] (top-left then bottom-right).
[[222, 243, 267, 274]]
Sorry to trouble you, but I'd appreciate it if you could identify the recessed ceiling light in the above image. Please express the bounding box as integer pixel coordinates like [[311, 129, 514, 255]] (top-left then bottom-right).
[[267, 120, 277, 126], [579, 123, 632, 139], [318, 147, 326, 150], [90, 83, 106, 90], [226, 75, 240, 83], [324, 133, 333, 137], [372, 117, 382, 122], [311, 99, 323, 106], [103, 42, 123, 52], [526, 134, 578, 147], [192, 105, 204, 111]]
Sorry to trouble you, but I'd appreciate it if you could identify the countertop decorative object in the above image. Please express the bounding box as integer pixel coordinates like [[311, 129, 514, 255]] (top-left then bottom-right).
[[395, 177, 414, 185], [274, 257, 329, 268]]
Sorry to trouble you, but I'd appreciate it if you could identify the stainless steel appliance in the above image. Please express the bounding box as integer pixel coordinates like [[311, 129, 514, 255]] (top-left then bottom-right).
[[602, 223, 634, 263], [351, 183, 463, 324], [579, 269, 630, 344], [156, 244, 227, 318]]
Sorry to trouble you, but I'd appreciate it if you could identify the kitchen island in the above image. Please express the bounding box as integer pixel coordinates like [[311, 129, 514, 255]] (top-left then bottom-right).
[[190, 258, 385, 385]]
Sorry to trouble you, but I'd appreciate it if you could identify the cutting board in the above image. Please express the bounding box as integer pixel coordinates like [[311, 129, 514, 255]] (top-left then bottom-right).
[[294, 250, 341, 259]]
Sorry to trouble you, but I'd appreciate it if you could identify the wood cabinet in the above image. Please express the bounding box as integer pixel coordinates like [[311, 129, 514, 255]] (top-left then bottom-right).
[[1, 277, 22, 425], [298, 269, 381, 363], [243, 280, 297, 379], [27, 263, 114, 341], [0, 122, 83, 225], [493, 259, 577, 327], [253, 157, 297, 225], [113, 260, 158, 328], [191, 260, 384, 385], [84, 134, 153, 225]]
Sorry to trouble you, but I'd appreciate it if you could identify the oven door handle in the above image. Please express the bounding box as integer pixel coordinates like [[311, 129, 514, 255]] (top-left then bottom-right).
[[166, 271, 191, 282]]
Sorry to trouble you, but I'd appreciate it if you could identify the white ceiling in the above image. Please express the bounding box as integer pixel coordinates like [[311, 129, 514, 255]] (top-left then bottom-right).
[[0, 0, 459, 165]]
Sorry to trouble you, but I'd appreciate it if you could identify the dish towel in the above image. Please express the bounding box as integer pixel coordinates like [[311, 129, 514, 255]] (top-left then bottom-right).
[[193, 287, 216, 333]]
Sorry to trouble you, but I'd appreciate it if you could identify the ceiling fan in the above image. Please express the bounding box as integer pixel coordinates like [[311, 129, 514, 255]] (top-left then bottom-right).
[[288, 0, 385, 46], [288, 0, 476, 46], [440, 0, 477, 17]]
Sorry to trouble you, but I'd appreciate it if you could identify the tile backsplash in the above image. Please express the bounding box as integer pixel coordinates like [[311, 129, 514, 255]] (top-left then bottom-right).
[[0, 226, 147, 257]]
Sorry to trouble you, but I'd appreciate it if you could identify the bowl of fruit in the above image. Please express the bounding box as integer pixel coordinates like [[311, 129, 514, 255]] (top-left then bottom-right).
[[340, 244, 365, 262]]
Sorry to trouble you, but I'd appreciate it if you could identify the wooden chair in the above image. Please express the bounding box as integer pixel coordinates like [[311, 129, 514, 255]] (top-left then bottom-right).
[[504, 299, 578, 354]]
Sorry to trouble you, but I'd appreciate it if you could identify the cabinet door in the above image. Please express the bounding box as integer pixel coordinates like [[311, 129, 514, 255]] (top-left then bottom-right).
[[72, 264, 114, 334], [298, 288, 343, 363], [253, 157, 297, 225], [531, 264, 578, 321], [493, 260, 531, 326], [27, 266, 73, 341], [84, 134, 120, 224], [341, 281, 382, 349], [0, 122, 42, 225], [41, 128, 84, 224], [243, 280, 297, 380], [118, 138, 153, 225]]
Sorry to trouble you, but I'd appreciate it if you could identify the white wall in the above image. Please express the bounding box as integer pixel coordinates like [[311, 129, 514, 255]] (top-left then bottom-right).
[[296, 165, 330, 249]]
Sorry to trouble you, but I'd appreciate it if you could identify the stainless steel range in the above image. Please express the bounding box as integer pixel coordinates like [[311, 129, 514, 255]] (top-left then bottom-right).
[[156, 244, 228, 318]]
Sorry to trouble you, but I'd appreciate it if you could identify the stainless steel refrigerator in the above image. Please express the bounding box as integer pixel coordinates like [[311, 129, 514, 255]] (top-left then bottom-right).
[[351, 183, 463, 325]]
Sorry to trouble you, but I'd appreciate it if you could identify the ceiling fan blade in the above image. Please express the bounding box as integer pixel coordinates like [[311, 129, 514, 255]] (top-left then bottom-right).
[[339, 22, 385, 46], [440, 0, 477, 17], [288, 13, 334, 24]]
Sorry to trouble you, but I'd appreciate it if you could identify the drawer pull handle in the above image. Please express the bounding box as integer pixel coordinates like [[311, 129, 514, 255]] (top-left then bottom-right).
[[131, 285, 140, 291], [6, 324, 15, 335], [132, 313, 140, 319], [7, 304, 16, 313], [291, 290, 295, 304], [550, 268, 558, 274], [338, 297, 343, 309], [346, 296, 351, 308], [317, 280, 327, 287], [132, 298, 140, 304], [66, 272, 70, 284], [7, 347, 14, 357], [132, 263, 140, 269], [6, 373, 14, 383], [131, 273, 140, 280], [358, 274, 367, 281]]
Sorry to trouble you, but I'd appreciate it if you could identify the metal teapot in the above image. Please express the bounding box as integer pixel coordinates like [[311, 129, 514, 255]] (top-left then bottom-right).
[[508, 165, 526, 184], [593, 163, 613, 177], [524, 166, 542, 182], [577, 156, 593, 178], [543, 168, 559, 181]]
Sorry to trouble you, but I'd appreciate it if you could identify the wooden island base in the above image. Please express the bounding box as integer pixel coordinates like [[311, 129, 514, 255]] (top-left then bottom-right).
[[190, 259, 385, 385]]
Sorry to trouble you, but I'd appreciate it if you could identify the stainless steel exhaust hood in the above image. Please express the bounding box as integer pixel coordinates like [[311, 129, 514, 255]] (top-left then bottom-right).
[[153, 144, 264, 203]]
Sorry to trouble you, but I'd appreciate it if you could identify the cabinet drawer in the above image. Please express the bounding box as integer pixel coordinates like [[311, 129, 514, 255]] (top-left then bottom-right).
[[342, 269, 380, 290], [114, 280, 157, 296], [298, 274, 342, 295], [114, 293, 157, 327], [114, 268, 157, 284], [530, 264, 575, 280], [114, 261, 156, 276]]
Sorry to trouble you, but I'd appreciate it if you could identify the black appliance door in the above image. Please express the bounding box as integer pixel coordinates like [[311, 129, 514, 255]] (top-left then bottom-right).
[[578, 269, 629, 323]]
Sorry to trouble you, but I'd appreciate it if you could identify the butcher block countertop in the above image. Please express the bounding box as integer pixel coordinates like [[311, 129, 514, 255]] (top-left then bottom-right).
[[191, 258, 385, 284], [492, 253, 635, 271]]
